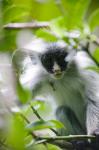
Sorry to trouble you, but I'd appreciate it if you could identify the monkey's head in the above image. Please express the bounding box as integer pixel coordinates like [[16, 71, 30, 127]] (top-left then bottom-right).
[[13, 40, 76, 80], [40, 42, 76, 79]]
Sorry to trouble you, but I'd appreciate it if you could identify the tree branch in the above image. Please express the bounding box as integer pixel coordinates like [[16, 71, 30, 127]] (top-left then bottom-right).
[[38, 135, 95, 141], [20, 112, 37, 138], [35, 135, 95, 150], [84, 42, 99, 67], [3, 22, 50, 30], [30, 105, 59, 136], [35, 139, 73, 150]]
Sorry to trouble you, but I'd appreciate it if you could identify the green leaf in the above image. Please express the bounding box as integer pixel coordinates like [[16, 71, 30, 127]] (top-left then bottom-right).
[[93, 48, 99, 63], [17, 80, 32, 104], [31, 0, 61, 21], [30, 100, 45, 111], [33, 143, 61, 150], [1, 30, 17, 51], [50, 17, 66, 38], [86, 66, 99, 73], [62, 0, 91, 29], [3, 0, 33, 23], [88, 9, 99, 31], [26, 120, 64, 131], [3, 5, 30, 23], [47, 143, 61, 150], [49, 120, 64, 128], [2, 0, 33, 51], [7, 115, 26, 150], [36, 28, 58, 42]]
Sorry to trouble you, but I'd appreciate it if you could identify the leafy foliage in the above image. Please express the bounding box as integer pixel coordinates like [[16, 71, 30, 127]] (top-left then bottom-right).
[[88, 9, 99, 31], [26, 120, 64, 131], [93, 48, 99, 63], [0, 0, 99, 150]]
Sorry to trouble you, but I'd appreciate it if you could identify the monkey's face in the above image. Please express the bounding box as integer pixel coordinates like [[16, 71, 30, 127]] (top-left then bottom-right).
[[41, 49, 68, 79]]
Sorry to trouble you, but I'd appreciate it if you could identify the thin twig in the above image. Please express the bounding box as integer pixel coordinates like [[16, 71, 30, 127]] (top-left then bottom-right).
[[84, 42, 99, 67], [3, 22, 50, 30], [38, 135, 95, 141], [20, 113, 30, 124], [20, 113, 37, 139], [8, 108, 37, 139], [0, 140, 10, 150], [35, 135, 95, 150], [30, 105, 44, 121], [30, 105, 59, 136], [48, 140, 73, 150], [35, 139, 73, 150], [93, 38, 99, 47]]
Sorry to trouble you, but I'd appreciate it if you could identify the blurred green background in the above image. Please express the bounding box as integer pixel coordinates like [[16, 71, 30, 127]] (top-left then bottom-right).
[[0, 0, 99, 150]]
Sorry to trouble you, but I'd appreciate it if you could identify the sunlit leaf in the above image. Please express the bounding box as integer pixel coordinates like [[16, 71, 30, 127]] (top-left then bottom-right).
[[47, 143, 61, 150], [2, 0, 33, 51], [27, 120, 64, 131], [86, 66, 99, 73], [88, 9, 99, 31], [36, 28, 58, 41], [1, 30, 17, 51], [30, 100, 46, 111], [32, 143, 61, 150], [32, 144, 49, 150], [93, 48, 99, 63], [3, 5, 30, 23], [7, 115, 26, 150], [62, 0, 91, 29], [3, 0, 33, 23], [17, 80, 32, 104], [31, 0, 61, 21], [50, 17, 66, 38]]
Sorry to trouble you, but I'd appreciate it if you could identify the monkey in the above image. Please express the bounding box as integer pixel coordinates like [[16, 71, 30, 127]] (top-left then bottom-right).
[[14, 39, 99, 150]]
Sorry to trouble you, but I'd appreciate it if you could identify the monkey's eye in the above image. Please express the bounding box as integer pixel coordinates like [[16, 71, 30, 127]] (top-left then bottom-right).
[[41, 55, 53, 73], [56, 53, 67, 62], [55, 53, 68, 71]]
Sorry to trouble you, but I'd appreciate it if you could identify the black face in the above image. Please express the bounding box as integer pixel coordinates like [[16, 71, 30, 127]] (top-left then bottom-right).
[[41, 48, 68, 73]]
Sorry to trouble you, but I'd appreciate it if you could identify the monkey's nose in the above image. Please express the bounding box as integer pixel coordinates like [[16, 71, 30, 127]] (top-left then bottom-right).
[[54, 69, 61, 74], [54, 68, 62, 77], [53, 62, 61, 74], [54, 69, 63, 79]]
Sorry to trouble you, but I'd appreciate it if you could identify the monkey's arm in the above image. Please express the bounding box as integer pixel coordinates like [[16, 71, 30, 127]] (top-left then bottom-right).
[[85, 73, 99, 135], [76, 51, 99, 135], [84, 71, 99, 150], [86, 99, 99, 135], [20, 62, 48, 98]]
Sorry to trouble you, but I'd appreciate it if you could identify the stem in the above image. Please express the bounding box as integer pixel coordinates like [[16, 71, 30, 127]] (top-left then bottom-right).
[[38, 135, 95, 141], [35, 135, 95, 150], [8, 108, 37, 139], [0, 140, 10, 150], [93, 38, 99, 47], [3, 22, 50, 30], [35, 139, 73, 150], [30, 105, 59, 136], [20, 113, 37, 139], [30, 105, 44, 121], [83, 42, 99, 67]]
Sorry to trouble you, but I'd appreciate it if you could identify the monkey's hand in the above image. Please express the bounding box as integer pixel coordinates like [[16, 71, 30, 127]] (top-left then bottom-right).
[[88, 129, 99, 150], [71, 140, 90, 150]]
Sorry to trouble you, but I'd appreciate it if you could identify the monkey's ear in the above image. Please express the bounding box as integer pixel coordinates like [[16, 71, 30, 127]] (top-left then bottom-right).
[[14, 30, 47, 71], [65, 49, 77, 62], [12, 47, 42, 74]]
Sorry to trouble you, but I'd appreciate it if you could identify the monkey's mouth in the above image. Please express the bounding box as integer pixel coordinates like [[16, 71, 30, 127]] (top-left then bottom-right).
[[53, 72, 64, 79]]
